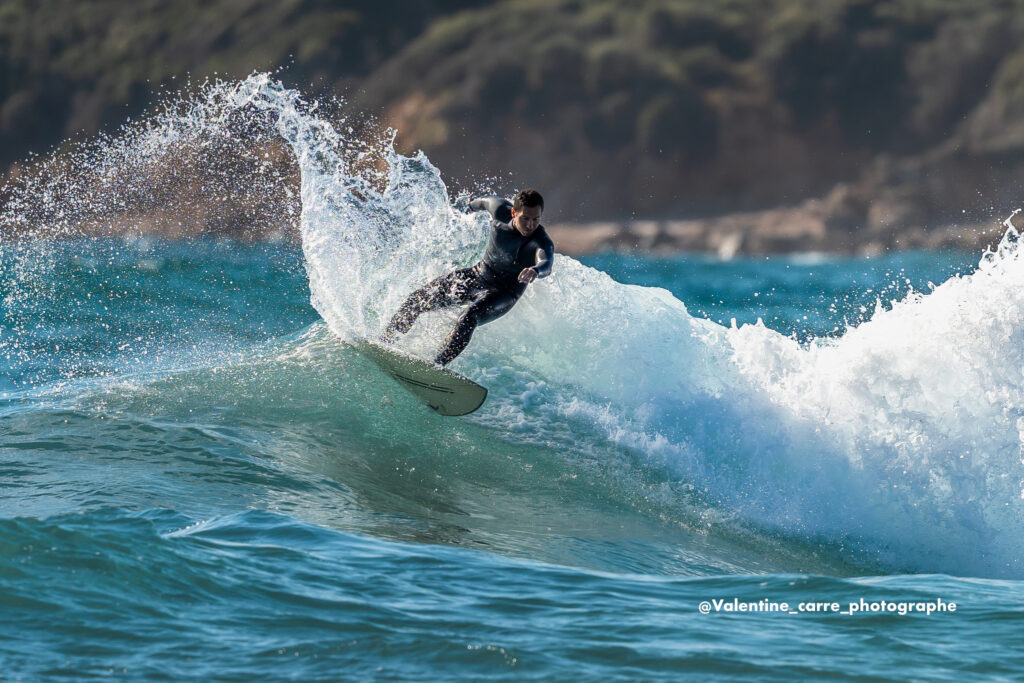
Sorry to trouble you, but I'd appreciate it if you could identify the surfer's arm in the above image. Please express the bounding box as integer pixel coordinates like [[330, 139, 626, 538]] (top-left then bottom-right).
[[531, 230, 554, 279], [469, 195, 513, 223]]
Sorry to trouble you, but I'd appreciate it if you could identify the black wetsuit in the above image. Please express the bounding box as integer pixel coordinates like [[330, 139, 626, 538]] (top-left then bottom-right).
[[382, 196, 554, 365]]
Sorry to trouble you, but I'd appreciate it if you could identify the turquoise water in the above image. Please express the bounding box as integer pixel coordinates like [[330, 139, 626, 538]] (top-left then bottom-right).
[[2, 241, 1022, 680], [2, 75, 1023, 679]]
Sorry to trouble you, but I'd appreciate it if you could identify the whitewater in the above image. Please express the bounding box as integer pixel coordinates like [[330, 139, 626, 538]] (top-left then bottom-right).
[[1, 74, 1022, 679]]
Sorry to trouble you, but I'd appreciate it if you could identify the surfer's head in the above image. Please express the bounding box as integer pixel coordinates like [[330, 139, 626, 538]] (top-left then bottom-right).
[[511, 188, 544, 236]]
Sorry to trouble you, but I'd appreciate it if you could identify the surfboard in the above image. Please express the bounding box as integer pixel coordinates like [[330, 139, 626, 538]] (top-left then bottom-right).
[[355, 339, 488, 416]]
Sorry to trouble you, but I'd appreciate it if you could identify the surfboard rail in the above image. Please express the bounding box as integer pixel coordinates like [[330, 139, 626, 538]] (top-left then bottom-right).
[[355, 340, 488, 416]]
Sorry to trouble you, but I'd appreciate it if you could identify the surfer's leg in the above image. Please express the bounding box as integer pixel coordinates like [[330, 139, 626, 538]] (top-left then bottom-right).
[[435, 289, 519, 365], [381, 268, 476, 342]]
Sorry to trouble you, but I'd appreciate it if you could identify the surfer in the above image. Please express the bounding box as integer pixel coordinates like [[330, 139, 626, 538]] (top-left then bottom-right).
[[380, 188, 554, 365]]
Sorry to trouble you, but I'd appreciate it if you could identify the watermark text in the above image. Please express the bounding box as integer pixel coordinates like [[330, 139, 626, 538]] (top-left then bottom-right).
[[697, 597, 957, 616]]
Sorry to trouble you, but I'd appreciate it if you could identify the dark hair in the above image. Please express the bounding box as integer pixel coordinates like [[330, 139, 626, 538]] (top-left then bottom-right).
[[513, 188, 544, 212]]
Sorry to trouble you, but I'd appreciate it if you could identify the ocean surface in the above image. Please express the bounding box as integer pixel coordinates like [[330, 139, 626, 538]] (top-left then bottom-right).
[[2, 75, 1024, 680]]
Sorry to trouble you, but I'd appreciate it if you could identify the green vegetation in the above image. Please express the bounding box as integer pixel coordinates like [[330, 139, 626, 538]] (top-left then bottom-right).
[[0, 0, 487, 166], [3, 0, 1024, 224], [356, 0, 1024, 218]]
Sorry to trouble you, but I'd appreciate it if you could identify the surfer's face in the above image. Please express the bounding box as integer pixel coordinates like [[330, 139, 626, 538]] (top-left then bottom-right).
[[511, 205, 542, 236]]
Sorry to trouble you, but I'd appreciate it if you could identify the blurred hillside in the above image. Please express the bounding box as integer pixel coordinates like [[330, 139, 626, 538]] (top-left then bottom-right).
[[4, 0, 1024, 251], [0, 0, 485, 167]]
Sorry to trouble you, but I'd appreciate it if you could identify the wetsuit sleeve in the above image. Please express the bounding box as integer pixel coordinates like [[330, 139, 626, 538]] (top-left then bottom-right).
[[532, 229, 555, 279], [469, 195, 513, 223]]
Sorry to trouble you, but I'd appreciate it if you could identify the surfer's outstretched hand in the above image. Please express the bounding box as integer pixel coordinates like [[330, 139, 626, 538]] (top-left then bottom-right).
[[518, 267, 538, 284]]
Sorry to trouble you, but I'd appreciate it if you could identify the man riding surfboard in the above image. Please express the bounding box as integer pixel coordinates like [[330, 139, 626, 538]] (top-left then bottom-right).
[[381, 188, 554, 365]]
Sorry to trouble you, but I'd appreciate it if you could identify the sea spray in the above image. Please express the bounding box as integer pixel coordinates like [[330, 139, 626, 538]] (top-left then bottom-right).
[[213, 75, 485, 342]]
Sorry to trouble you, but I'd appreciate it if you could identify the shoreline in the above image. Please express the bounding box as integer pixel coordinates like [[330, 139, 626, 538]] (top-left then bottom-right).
[[4, 218, 1007, 258], [5, 200, 1013, 258], [548, 211, 1012, 259]]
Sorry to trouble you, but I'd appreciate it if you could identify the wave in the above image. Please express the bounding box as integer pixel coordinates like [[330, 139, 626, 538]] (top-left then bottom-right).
[[2, 73, 1023, 578]]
